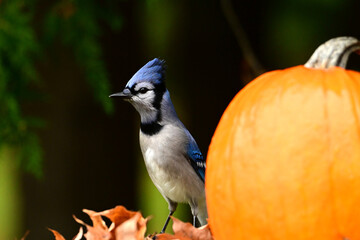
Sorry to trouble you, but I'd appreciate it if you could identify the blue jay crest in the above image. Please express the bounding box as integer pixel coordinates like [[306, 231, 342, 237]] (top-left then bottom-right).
[[126, 58, 166, 89]]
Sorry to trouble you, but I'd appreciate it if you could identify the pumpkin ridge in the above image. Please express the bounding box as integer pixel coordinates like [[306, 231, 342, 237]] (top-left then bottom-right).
[[272, 69, 292, 239], [339, 71, 360, 238], [320, 70, 340, 237], [232, 72, 270, 237], [345, 70, 360, 141]]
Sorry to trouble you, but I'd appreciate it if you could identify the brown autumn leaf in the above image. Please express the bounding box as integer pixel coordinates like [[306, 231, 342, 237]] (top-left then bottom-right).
[[73, 212, 111, 240], [155, 217, 213, 240], [48, 205, 213, 240], [172, 217, 213, 240], [72, 206, 147, 240], [73, 227, 83, 240], [151, 233, 191, 240], [49, 227, 83, 240], [114, 212, 147, 240], [83, 209, 109, 230], [49, 228, 66, 240], [97, 205, 138, 227]]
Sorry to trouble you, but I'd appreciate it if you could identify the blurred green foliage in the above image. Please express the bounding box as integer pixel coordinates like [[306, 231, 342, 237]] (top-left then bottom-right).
[[261, 0, 354, 68], [0, 0, 122, 177], [0, 0, 42, 177], [44, 0, 122, 114]]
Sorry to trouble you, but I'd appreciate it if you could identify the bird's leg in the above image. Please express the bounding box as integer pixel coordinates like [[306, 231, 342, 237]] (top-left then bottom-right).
[[189, 199, 199, 228], [160, 199, 177, 233], [192, 215, 197, 227], [160, 210, 175, 233]]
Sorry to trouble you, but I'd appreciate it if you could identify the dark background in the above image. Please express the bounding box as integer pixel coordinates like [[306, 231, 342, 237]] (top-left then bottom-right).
[[1, 0, 359, 239]]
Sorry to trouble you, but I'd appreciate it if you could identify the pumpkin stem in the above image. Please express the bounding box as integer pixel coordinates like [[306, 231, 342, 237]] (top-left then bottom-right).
[[305, 36, 360, 69]]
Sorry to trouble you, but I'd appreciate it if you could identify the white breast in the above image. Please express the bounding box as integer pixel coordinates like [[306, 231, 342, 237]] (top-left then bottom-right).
[[139, 124, 204, 203]]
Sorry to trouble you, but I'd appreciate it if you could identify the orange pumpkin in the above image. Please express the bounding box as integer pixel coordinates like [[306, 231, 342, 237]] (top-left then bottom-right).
[[206, 37, 360, 240]]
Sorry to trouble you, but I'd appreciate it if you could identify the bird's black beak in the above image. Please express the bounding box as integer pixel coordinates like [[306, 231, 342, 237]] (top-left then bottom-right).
[[109, 88, 132, 100]]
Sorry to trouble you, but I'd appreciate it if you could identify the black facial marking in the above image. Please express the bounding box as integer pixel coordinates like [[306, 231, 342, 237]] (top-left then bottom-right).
[[127, 84, 137, 95], [152, 82, 166, 109], [128, 83, 153, 95]]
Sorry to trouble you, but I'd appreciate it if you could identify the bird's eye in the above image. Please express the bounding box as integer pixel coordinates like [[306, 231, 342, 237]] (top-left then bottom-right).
[[138, 87, 149, 94]]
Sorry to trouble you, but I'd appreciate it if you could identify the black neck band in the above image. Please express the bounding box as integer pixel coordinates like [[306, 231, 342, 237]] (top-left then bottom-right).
[[140, 121, 163, 136], [140, 110, 163, 136]]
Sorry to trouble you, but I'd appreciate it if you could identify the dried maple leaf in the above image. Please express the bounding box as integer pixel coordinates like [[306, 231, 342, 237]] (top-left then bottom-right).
[[49, 228, 66, 240], [49, 205, 212, 240], [74, 213, 111, 240], [97, 205, 138, 227], [172, 217, 213, 240], [73, 206, 147, 240], [155, 217, 213, 240], [151, 233, 191, 240], [73, 227, 83, 240], [83, 209, 109, 231], [49, 226, 83, 240], [114, 212, 148, 240]]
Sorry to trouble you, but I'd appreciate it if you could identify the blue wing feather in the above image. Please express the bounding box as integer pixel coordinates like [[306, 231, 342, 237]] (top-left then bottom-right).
[[186, 140, 206, 182]]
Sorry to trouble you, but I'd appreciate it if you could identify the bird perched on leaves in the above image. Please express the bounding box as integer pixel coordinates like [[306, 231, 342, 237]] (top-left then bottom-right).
[[110, 58, 207, 233]]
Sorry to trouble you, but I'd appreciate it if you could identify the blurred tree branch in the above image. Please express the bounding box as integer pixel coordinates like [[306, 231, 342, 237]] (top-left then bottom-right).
[[220, 0, 265, 78]]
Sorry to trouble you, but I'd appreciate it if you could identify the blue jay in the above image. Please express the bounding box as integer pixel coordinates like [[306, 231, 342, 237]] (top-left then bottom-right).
[[110, 58, 207, 233]]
